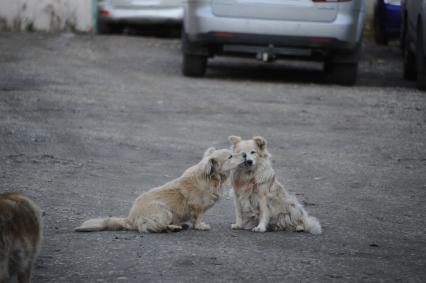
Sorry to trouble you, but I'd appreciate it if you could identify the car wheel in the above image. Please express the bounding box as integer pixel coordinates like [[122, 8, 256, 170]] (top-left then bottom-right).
[[416, 23, 426, 90], [97, 20, 123, 34], [374, 2, 388, 45], [182, 54, 207, 77], [403, 31, 417, 80], [325, 61, 358, 86]]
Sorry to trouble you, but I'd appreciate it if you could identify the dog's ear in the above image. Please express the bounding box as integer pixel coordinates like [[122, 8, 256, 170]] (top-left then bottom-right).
[[228, 136, 241, 148], [204, 157, 219, 178], [203, 147, 216, 158], [253, 136, 267, 151]]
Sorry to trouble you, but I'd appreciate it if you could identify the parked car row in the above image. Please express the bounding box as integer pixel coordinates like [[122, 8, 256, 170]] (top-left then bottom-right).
[[97, 0, 425, 89]]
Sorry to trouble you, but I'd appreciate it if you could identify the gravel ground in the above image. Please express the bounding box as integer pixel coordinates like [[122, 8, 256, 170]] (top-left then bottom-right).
[[0, 32, 425, 283]]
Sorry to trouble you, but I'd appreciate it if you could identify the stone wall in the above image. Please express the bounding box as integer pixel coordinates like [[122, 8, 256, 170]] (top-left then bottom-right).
[[0, 0, 93, 32]]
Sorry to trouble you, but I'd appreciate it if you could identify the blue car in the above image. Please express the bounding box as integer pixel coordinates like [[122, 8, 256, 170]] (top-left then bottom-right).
[[374, 0, 401, 45]]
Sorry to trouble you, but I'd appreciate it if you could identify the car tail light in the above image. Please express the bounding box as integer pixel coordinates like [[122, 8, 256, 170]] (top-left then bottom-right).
[[214, 32, 235, 38], [99, 7, 110, 17], [310, 37, 333, 43]]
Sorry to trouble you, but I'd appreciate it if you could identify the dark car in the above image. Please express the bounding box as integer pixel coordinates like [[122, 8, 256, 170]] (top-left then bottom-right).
[[374, 0, 401, 45], [401, 0, 426, 90]]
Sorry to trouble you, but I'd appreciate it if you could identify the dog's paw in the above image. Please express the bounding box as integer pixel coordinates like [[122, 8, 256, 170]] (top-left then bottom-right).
[[231, 223, 243, 230], [296, 225, 305, 232], [167, 225, 183, 232], [194, 223, 211, 231], [252, 226, 267, 233]]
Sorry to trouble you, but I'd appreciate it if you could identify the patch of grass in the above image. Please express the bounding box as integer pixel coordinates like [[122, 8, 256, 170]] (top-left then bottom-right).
[[25, 22, 34, 32]]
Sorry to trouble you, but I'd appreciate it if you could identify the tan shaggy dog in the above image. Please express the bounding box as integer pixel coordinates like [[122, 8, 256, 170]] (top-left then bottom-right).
[[75, 147, 244, 233], [0, 193, 43, 283], [228, 136, 322, 234]]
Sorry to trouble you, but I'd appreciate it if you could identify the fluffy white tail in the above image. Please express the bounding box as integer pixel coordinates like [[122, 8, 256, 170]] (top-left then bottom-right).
[[304, 215, 322, 235], [75, 217, 130, 232]]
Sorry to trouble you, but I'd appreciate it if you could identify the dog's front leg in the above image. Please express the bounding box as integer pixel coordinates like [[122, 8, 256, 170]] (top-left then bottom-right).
[[192, 211, 211, 231], [252, 192, 269, 233], [231, 190, 244, 230]]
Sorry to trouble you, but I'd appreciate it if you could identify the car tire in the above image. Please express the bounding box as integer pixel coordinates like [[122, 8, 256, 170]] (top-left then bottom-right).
[[182, 54, 207, 77], [374, 2, 388, 46], [400, 14, 407, 52], [403, 31, 417, 80], [325, 61, 358, 86], [416, 23, 426, 90], [97, 20, 123, 35]]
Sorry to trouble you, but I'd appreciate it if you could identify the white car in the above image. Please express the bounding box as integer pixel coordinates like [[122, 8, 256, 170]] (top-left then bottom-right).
[[182, 0, 366, 85], [97, 0, 183, 34]]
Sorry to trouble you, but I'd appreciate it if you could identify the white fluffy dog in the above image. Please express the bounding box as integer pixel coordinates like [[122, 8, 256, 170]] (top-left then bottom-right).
[[228, 136, 322, 234], [76, 147, 244, 233]]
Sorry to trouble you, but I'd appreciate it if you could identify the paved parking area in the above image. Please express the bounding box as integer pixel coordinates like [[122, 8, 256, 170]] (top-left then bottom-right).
[[0, 32, 425, 282]]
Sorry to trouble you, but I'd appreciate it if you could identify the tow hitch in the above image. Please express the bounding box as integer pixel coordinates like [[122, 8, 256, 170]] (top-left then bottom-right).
[[256, 44, 277, 62]]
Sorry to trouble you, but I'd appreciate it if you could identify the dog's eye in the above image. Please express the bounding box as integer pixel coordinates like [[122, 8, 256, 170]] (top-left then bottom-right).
[[228, 155, 233, 159], [251, 151, 256, 154]]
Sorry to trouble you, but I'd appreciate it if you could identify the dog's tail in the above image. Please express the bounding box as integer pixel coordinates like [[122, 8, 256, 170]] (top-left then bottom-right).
[[303, 215, 322, 235], [75, 217, 131, 232]]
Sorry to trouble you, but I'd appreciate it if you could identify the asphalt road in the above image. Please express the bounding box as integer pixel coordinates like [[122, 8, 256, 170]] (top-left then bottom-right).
[[0, 32, 425, 283]]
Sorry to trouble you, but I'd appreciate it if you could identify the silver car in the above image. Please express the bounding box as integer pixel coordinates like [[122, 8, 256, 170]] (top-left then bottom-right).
[[182, 0, 366, 85], [97, 0, 183, 34], [401, 0, 426, 90]]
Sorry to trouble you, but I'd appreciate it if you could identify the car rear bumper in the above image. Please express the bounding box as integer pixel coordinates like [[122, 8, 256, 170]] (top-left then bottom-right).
[[190, 32, 357, 51], [183, 32, 360, 64], [99, 3, 183, 24]]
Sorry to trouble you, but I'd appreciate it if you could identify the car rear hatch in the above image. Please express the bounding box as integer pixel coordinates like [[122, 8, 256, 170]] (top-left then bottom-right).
[[211, 0, 338, 23]]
